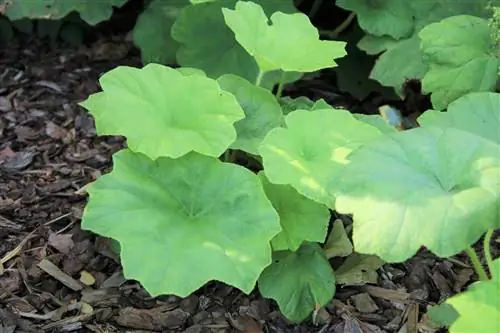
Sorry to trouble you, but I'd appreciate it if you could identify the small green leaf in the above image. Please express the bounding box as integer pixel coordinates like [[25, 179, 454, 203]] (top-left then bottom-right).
[[132, 0, 189, 65], [258, 243, 335, 323], [279, 97, 332, 116], [357, 34, 399, 55], [446, 258, 500, 332], [279, 96, 315, 115], [217, 74, 283, 155], [259, 109, 383, 208], [258, 172, 330, 252], [427, 303, 459, 328], [79, 64, 244, 160], [419, 15, 500, 109], [323, 219, 353, 258], [336, 127, 500, 262], [419, 92, 500, 144], [82, 149, 281, 297], [335, 253, 384, 286], [336, 0, 414, 39], [222, 1, 346, 73], [354, 114, 399, 134], [369, 36, 428, 95]]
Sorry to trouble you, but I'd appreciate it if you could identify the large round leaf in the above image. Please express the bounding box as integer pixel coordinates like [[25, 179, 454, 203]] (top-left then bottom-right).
[[79, 64, 244, 160], [82, 149, 281, 297], [419, 15, 499, 110], [4, 0, 128, 25], [258, 172, 330, 252], [132, 0, 189, 65], [259, 109, 383, 208], [258, 242, 336, 323], [222, 1, 346, 73], [217, 74, 283, 155], [171, 0, 301, 88], [419, 92, 500, 144], [335, 126, 500, 262]]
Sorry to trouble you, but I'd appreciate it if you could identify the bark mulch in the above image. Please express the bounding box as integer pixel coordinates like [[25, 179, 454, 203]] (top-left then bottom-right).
[[1, 35, 497, 333]]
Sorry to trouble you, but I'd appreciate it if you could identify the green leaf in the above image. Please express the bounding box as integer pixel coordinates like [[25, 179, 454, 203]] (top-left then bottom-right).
[[172, 1, 257, 81], [446, 258, 500, 332], [335, 126, 500, 262], [335, 253, 384, 286], [358, 1, 495, 93], [259, 109, 383, 209], [258, 243, 335, 323], [335, 27, 396, 100], [82, 149, 281, 297], [4, 0, 128, 25], [279, 97, 333, 116], [427, 303, 459, 328], [258, 172, 330, 252], [336, 0, 414, 39], [419, 15, 500, 110], [279, 96, 315, 115], [79, 64, 244, 160], [419, 92, 500, 145], [222, 1, 346, 73], [357, 34, 399, 55], [217, 74, 284, 155], [354, 114, 399, 134], [132, 0, 189, 65], [368, 36, 428, 95], [323, 219, 353, 258], [171, 0, 300, 89]]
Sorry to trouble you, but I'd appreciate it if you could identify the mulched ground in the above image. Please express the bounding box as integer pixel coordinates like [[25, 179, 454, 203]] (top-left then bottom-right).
[[1, 33, 498, 333]]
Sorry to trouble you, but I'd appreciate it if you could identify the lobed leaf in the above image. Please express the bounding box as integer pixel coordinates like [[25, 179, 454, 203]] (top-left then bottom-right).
[[217, 74, 284, 155], [419, 92, 500, 144], [446, 258, 500, 332], [171, 0, 301, 88], [81, 149, 281, 297], [335, 126, 500, 262], [132, 0, 189, 65], [4, 0, 128, 25], [258, 172, 330, 252], [335, 253, 384, 286], [357, 1, 494, 94], [79, 64, 244, 160], [419, 15, 500, 109], [258, 243, 335, 323], [222, 1, 346, 73], [336, 0, 414, 39], [259, 109, 383, 209]]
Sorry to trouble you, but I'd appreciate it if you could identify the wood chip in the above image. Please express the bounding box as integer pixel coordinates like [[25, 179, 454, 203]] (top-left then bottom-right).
[[37, 259, 83, 291], [351, 293, 379, 313], [363, 285, 410, 303]]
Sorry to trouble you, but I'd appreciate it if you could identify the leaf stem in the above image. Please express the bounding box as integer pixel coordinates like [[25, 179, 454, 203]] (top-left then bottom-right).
[[465, 246, 489, 281], [483, 229, 494, 278], [255, 70, 264, 87], [328, 12, 356, 38], [275, 71, 286, 99], [309, 0, 323, 19]]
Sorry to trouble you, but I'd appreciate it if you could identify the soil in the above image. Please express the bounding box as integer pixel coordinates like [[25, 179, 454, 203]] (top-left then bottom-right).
[[1, 26, 498, 333]]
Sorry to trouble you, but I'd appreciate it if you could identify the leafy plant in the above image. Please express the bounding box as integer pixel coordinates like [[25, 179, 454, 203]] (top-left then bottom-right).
[[337, 0, 499, 107], [70, 0, 500, 328]]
